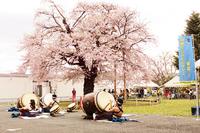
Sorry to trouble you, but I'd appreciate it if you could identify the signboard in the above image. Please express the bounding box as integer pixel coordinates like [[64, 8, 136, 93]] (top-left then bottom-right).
[[178, 35, 195, 81]]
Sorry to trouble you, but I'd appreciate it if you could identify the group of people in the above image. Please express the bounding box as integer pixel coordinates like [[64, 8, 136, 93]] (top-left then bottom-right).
[[18, 94, 59, 117], [16, 88, 125, 122], [17, 88, 77, 118]]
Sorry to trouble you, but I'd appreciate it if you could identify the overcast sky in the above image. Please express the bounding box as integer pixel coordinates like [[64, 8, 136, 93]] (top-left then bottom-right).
[[0, 0, 200, 73]]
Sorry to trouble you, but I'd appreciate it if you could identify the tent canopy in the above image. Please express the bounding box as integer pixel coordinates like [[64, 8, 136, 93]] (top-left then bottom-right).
[[164, 75, 193, 87], [131, 81, 159, 88], [95, 80, 159, 89], [195, 59, 200, 68]]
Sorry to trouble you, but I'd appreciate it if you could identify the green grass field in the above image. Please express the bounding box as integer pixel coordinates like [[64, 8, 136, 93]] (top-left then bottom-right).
[[1, 99, 197, 117], [60, 99, 197, 117], [124, 99, 197, 117]]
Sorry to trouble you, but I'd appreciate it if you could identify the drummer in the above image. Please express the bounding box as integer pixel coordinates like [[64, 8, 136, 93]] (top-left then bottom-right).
[[19, 99, 39, 117], [40, 94, 59, 115], [93, 97, 124, 121]]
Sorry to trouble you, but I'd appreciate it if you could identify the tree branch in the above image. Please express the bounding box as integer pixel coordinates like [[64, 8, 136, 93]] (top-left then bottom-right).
[[72, 11, 86, 29]]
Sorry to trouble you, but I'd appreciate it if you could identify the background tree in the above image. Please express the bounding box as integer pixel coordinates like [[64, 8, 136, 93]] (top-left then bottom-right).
[[20, 0, 153, 95], [173, 51, 179, 69], [173, 12, 200, 68], [150, 52, 177, 86]]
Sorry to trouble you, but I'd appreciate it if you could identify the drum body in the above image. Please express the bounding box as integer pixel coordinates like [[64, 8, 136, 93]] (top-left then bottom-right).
[[82, 91, 116, 116], [82, 93, 96, 116], [17, 93, 39, 108]]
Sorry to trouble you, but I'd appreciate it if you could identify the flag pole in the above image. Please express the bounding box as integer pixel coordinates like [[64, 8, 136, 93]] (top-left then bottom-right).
[[192, 34, 199, 120], [195, 67, 199, 120]]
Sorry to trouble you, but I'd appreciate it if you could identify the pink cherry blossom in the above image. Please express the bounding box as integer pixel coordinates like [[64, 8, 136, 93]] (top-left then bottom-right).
[[20, 0, 154, 94]]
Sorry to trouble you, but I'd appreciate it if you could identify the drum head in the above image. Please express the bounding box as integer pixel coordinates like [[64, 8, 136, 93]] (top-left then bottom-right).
[[43, 93, 53, 106], [21, 93, 39, 107], [67, 102, 76, 111], [68, 102, 76, 108], [50, 104, 60, 113], [94, 91, 116, 112]]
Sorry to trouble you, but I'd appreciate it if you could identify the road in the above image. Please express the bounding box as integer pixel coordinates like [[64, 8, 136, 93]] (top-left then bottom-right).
[[0, 105, 200, 133]]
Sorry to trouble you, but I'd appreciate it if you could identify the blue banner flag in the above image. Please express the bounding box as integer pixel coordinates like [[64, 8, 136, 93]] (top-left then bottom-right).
[[178, 35, 195, 81]]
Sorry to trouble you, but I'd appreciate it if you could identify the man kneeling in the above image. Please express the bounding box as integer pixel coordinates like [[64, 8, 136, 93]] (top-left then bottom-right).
[[19, 99, 39, 117], [93, 98, 124, 121]]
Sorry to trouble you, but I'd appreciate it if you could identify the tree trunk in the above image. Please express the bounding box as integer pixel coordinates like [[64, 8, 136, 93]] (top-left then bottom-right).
[[78, 56, 98, 95], [83, 75, 96, 95], [83, 67, 98, 95]]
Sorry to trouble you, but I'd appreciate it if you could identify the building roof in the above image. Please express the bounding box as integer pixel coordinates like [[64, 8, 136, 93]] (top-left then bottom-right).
[[0, 73, 30, 78]]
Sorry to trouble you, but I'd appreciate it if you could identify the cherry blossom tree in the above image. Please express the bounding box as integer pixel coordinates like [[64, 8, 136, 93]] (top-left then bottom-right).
[[20, 0, 153, 95], [150, 52, 177, 86]]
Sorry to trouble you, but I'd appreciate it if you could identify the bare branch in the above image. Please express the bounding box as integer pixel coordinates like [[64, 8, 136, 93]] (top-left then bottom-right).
[[72, 11, 86, 29]]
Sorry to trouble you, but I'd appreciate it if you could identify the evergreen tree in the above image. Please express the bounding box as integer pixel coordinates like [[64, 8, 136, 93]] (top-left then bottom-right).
[[173, 12, 200, 69], [173, 51, 179, 69]]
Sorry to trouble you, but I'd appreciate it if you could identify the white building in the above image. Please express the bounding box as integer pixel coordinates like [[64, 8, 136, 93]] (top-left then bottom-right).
[[0, 73, 86, 102], [0, 73, 33, 102], [1, 73, 154, 102]]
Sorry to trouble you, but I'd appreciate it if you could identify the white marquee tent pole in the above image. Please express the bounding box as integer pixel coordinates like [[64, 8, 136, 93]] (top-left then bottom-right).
[[192, 34, 199, 120]]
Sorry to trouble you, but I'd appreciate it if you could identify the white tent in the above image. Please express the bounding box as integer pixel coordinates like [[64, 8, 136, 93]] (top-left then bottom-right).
[[95, 80, 159, 90], [131, 81, 159, 88], [164, 75, 192, 87], [195, 59, 200, 68], [114, 80, 159, 88]]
